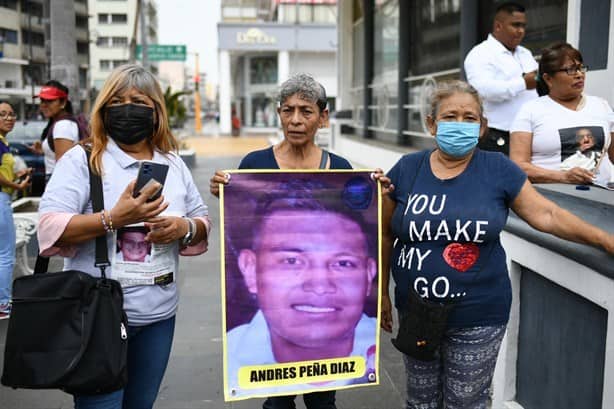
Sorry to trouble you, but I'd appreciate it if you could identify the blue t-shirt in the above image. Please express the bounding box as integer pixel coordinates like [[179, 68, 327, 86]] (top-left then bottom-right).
[[387, 149, 526, 327], [238, 146, 352, 170]]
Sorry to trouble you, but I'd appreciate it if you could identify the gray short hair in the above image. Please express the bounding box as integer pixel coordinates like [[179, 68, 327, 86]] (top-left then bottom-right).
[[278, 73, 327, 111], [429, 80, 484, 119]]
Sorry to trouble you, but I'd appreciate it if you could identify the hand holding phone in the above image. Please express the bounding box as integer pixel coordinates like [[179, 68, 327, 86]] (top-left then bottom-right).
[[133, 161, 169, 202]]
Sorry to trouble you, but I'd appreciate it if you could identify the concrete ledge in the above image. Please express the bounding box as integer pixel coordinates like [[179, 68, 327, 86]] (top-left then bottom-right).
[[505, 186, 614, 278], [180, 149, 196, 169]]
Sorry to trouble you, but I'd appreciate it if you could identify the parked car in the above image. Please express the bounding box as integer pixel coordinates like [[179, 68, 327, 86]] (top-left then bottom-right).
[[9, 121, 47, 197]]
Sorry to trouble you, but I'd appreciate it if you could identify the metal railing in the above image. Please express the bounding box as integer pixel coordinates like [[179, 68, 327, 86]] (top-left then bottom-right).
[[347, 68, 461, 142]]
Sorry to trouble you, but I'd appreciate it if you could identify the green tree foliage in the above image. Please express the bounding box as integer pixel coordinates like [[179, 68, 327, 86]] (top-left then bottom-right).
[[164, 86, 189, 129]]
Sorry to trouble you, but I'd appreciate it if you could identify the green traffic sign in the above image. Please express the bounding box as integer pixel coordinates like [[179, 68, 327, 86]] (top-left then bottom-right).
[[136, 45, 186, 61]]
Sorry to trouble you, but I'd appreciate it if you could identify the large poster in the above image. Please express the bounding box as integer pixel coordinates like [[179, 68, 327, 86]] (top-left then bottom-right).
[[220, 171, 381, 401]]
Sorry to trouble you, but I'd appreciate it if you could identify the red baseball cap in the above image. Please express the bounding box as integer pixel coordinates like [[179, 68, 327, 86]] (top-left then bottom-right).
[[36, 86, 68, 100]]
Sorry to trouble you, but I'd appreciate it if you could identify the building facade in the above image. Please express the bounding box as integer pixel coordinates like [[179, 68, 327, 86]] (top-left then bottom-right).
[[333, 0, 614, 170], [217, 0, 337, 134], [332, 2, 614, 409], [0, 0, 90, 118], [88, 0, 158, 90]]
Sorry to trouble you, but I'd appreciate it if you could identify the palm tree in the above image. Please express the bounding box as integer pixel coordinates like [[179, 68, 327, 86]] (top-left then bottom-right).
[[163, 86, 189, 129]]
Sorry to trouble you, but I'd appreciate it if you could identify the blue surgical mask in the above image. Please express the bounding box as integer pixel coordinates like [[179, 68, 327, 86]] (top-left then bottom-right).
[[435, 121, 480, 157]]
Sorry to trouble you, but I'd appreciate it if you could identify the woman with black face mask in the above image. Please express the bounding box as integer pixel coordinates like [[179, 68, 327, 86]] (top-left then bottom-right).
[[37, 64, 211, 409]]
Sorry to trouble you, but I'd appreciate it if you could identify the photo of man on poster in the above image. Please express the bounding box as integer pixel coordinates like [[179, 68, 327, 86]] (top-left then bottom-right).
[[116, 226, 152, 263], [222, 173, 379, 399]]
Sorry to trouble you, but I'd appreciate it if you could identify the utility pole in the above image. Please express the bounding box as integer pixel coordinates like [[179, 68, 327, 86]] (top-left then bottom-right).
[[194, 53, 202, 134], [49, 0, 80, 112], [129, 0, 140, 63], [139, 0, 149, 71]]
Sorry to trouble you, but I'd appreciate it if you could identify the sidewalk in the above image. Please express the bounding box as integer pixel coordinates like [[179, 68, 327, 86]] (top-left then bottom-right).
[[0, 134, 406, 409]]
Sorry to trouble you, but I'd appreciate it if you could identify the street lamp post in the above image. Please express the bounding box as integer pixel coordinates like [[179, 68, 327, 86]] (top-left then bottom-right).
[[193, 52, 202, 134]]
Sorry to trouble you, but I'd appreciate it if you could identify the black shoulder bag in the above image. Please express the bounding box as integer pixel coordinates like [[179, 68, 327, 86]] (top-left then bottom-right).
[[1, 149, 128, 395]]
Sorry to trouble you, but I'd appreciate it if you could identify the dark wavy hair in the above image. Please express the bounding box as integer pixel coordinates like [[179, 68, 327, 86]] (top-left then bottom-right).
[[537, 42, 583, 96]]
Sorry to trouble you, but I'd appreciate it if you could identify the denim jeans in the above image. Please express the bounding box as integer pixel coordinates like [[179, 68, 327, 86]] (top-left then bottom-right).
[[74, 316, 176, 409], [0, 192, 16, 306], [263, 391, 337, 409]]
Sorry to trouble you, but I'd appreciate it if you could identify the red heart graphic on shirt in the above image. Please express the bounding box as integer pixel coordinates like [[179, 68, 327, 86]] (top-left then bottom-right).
[[442, 243, 480, 272]]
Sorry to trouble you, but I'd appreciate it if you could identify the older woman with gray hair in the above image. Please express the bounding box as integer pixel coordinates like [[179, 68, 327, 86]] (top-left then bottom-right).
[[210, 72, 346, 189], [381, 80, 614, 409], [210, 73, 352, 408]]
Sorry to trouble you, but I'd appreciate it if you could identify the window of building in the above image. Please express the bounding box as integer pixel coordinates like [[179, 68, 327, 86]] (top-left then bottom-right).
[[76, 15, 88, 28], [250, 56, 277, 84], [0, 28, 18, 44], [374, 0, 398, 78], [100, 60, 127, 71], [98, 13, 128, 24], [101, 60, 127, 71], [77, 41, 89, 55], [23, 1, 43, 18], [580, 0, 609, 70], [408, 1, 460, 77], [352, 0, 364, 88], [477, 0, 567, 55], [0, 0, 17, 10], [97, 36, 109, 47], [313, 4, 336, 24], [112, 36, 128, 47], [278, 3, 336, 23], [111, 13, 127, 23], [21, 29, 45, 47]]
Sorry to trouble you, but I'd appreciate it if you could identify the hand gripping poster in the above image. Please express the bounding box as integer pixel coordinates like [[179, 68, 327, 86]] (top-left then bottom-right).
[[220, 171, 381, 401]]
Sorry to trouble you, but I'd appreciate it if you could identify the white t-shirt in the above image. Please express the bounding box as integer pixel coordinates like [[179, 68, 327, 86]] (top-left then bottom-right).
[[42, 119, 79, 175], [511, 95, 614, 185]]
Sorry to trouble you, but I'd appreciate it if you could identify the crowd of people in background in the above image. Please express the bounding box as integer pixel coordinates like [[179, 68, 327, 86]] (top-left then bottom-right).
[[0, 1, 613, 409]]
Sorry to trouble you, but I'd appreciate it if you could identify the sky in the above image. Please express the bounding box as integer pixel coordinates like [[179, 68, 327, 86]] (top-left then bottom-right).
[[157, 0, 221, 85]]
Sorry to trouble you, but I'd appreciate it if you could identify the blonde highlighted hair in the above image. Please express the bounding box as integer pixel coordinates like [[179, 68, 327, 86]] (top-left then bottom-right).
[[89, 64, 177, 174]]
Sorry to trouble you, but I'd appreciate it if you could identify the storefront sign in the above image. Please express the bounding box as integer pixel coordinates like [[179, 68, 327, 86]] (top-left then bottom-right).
[[237, 28, 277, 45]]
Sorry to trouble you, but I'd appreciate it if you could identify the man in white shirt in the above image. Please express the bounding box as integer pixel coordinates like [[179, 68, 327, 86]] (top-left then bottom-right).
[[464, 2, 538, 156]]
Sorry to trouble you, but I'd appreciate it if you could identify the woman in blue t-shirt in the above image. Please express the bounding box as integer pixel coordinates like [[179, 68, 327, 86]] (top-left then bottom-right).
[[211, 73, 352, 409], [381, 80, 614, 409]]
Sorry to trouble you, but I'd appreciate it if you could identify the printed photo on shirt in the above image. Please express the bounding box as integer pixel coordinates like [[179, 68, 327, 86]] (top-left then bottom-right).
[[115, 226, 152, 263], [221, 171, 380, 401], [112, 224, 176, 287], [559, 126, 605, 172]]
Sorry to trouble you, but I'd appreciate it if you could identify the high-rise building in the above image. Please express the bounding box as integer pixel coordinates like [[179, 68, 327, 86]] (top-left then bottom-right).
[[88, 0, 158, 91], [217, 0, 338, 134], [0, 0, 90, 118]]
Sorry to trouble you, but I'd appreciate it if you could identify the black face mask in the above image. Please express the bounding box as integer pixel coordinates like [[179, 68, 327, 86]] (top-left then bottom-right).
[[104, 104, 155, 145]]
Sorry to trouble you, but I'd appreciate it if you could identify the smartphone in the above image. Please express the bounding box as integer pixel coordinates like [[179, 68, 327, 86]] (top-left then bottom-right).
[[133, 161, 169, 202]]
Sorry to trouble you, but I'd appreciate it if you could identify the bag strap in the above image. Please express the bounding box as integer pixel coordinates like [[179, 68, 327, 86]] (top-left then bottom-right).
[[319, 149, 330, 169], [87, 149, 111, 277], [34, 146, 110, 277]]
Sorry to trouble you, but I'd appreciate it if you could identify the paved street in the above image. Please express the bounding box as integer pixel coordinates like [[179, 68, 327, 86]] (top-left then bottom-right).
[[0, 129, 406, 409]]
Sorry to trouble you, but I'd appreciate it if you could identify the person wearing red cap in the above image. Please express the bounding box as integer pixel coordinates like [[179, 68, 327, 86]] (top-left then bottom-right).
[[32, 80, 81, 179]]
